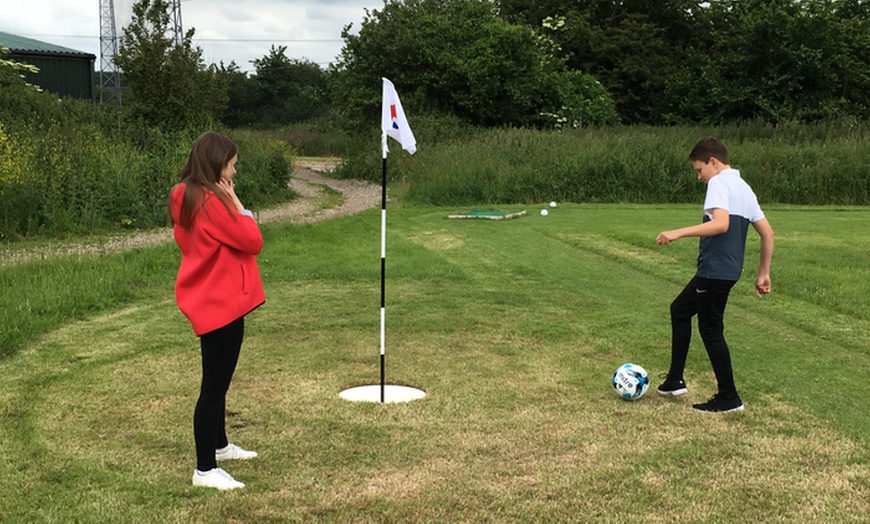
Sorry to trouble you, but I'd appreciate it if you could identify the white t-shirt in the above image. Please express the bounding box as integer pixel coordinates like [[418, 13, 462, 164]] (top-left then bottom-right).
[[697, 169, 764, 281]]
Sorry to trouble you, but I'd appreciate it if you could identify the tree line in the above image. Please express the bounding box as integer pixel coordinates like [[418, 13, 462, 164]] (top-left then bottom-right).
[[78, 0, 868, 132], [505, 0, 870, 125], [5, 0, 870, 132]]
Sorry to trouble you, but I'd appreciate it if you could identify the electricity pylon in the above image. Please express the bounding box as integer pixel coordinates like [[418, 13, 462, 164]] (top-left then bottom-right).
[[170, 0, 183, 45], [98, 0, 122, 105]]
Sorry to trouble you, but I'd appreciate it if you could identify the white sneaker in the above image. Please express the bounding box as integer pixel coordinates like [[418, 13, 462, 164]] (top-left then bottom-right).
[[192, 468, 245, 490], [216, 443, 258, 462]]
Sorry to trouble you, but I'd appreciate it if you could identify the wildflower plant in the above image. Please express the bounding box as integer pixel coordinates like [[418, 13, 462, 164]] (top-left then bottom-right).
[[0, 46, 42, 92]]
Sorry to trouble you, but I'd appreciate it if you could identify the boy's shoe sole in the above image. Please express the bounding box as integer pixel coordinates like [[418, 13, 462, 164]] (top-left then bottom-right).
[[656, 375, 688, 396], [692, 394, 745, 413], [693, 403, 744, 413], [657, 386, 688, 396]]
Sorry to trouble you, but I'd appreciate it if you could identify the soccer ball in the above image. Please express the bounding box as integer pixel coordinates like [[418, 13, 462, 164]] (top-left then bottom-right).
[[611, 363, 650, 400]]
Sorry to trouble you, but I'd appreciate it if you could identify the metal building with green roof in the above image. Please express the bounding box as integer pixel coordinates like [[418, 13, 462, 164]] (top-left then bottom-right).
[[0, 31, 96, 101]]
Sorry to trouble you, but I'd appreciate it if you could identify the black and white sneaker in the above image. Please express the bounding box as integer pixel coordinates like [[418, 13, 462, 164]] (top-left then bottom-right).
[[692, 393, 744, 413], [657, 374, 688, 396]]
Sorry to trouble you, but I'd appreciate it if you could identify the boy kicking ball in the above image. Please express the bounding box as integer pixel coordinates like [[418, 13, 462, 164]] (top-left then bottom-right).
[[656, 137, 774, 413]]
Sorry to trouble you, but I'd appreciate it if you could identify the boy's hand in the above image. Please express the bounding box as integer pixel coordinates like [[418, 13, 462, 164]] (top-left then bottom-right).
[[656, 231, 679, 245], [755, 275, 771, 297]]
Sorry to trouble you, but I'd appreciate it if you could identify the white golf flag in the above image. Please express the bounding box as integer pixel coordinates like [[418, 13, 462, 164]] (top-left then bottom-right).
[[382, 78, 416, 156]]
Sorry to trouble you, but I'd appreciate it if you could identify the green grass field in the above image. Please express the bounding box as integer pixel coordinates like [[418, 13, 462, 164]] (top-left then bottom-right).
[[1, 204, 868, 522]]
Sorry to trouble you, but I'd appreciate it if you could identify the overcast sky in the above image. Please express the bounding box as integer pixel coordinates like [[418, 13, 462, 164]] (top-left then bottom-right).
[[0, 0, 381, 73]]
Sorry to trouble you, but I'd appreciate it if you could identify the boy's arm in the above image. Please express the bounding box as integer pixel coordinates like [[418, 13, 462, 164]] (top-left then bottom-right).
[[751, 217, 774, 297], [656, 208, 729, 245]]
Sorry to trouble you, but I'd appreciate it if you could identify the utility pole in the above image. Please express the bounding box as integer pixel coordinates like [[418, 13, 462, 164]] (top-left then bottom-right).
[[99, 0, 122, 105]]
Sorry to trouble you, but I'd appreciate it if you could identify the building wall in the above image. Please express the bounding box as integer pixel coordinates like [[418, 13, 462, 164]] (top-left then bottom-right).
[[10, 52, 96, 102]]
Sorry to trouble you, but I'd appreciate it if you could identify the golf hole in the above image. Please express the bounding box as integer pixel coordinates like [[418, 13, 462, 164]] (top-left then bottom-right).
[[339, 384, 426, 403]]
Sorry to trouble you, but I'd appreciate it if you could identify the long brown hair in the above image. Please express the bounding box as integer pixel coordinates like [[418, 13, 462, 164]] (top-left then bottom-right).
[[172, 132, 238, 231]]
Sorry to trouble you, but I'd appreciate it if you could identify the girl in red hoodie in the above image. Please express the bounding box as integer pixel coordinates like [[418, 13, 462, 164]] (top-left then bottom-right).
[[170, 132, 265, 491]]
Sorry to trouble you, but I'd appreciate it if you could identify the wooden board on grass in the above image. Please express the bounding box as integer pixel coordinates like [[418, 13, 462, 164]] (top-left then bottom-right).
[[446, 210, 526, 220]]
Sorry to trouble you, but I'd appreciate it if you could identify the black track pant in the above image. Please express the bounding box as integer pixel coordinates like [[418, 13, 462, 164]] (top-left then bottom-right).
[[668, 276, 738, 397], [194, 316, 244, 471]]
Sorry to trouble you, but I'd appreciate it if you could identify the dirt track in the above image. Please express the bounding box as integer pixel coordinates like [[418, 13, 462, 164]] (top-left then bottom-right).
[[0, 163, 380, 266]]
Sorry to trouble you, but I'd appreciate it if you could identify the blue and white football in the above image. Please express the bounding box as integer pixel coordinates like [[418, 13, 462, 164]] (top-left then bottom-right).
[[611, 363, 650, 400]]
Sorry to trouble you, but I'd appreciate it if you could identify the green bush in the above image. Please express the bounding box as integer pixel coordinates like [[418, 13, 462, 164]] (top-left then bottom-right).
[[231, 135, 295, 207], [0, 117, 295, 240], [0, 121, 188, 238]]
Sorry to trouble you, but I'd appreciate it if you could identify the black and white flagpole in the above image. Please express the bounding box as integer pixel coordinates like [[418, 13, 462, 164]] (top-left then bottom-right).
[[380, 140, 388, 403]]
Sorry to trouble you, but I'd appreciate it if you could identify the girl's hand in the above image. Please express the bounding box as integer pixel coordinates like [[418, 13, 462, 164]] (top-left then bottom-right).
[[217, 178, 244, 211]]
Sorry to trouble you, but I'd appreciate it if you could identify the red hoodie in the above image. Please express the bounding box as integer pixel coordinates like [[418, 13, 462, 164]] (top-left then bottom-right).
[[170, 184, 265, 336]]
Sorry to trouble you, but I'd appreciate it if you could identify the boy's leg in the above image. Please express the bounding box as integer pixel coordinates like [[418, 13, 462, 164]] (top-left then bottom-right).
[[695, 278, 738, 397], [667, 277, 699, 380]]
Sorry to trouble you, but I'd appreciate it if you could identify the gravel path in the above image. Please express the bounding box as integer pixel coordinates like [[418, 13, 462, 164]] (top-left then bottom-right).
[[0, 163, 380, 266]]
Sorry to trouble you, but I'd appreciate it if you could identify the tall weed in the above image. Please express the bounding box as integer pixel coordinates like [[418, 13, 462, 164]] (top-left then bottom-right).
[[358, 120, 870, 206], [275, 121, 352, 157]]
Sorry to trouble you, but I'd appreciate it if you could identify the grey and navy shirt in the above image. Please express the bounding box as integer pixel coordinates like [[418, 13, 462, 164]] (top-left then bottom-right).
[[697, 169, 765, 281]]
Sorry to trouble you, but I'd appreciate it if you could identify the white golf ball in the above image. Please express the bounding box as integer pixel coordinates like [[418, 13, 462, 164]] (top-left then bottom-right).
[[540, 209, 549, 216], [549, 201, 557, 208]]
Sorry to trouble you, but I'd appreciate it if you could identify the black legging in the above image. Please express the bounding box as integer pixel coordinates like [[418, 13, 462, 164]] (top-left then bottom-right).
[[194, 316, 244, 471], [668, 276, 738, 396]]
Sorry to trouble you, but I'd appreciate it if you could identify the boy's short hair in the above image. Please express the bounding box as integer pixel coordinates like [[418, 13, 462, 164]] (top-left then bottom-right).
[[689, 136, 730, 165]]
